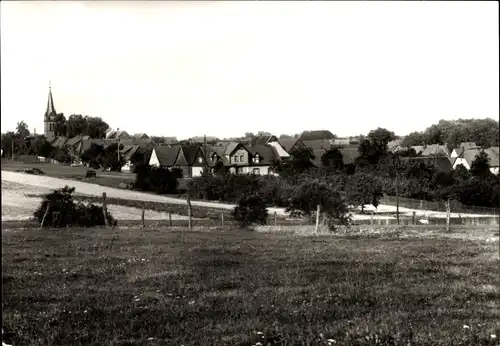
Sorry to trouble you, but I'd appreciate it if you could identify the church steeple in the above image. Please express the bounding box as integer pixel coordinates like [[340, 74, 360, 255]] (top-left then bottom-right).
[[44, 81, 57, 121], [44, 81, 57, 142]]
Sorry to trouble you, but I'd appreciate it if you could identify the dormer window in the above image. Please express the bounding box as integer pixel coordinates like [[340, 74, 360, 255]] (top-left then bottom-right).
[[234, 156, 239, 162], [254, 154, 260, 163]]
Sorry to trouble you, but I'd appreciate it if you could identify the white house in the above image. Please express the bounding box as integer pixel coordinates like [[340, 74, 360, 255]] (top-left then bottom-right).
[[453, 147, 500, 175]]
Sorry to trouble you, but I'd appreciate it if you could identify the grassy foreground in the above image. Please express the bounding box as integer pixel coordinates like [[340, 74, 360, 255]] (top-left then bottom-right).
[[2, 227, 499, 346]]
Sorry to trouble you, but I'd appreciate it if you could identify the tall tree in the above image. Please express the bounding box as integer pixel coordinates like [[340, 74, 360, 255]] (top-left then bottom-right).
[[470, 150, 491, 179], [321, 146, 344, 172], [16, 121, 30, 138]]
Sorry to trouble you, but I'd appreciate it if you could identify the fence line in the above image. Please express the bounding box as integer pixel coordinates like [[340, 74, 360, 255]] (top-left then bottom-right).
[[380, 196, 500, 215]]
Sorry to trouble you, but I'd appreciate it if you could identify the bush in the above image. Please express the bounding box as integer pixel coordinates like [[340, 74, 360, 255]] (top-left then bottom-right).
[[33, 186, 116, 228], [232, 195, 268, 228], [134, 165, 178, 194]]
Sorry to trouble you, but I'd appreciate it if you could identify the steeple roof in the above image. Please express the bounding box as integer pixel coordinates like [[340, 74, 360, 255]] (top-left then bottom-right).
[[44, 82, 57, 121]]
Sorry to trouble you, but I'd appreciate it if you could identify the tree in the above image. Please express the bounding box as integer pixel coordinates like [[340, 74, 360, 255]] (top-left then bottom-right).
[[279, 147, 316, 178], [470, 150, 491, 179], [54, 113, 67, 137], [286, 179, 351, 227], [16, 121, 30, 138], [453, 164, 472, 181], [279, 134, 293, 139], [244, 132, 255, 138], [300, 130, 336, 141], [64, 114, 110, 138], [232, 195, 268, 228], [100, 143, 125, 171], [401, 131, 424, 147], [81, 143, 106, 169], [321, 146, 344, 172], [367, 127, 396, 151], [345, 172, 384, 212]]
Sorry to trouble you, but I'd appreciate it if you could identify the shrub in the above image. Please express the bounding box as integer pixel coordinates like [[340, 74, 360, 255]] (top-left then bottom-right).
[[232, 195, 268, 228], [33, 186, 116, 228], [134, 165, 178, 194]]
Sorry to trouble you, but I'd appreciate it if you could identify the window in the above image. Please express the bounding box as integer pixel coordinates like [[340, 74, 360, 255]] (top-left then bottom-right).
[[253, 168, 260, 175], [254, 154, 260, 163], [234, 156, 239, 162], [240, 155, 244, 162], [198, 157, 203, 163]]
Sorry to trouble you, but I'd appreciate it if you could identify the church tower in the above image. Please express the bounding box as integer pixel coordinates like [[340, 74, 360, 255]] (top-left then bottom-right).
[[43, 82, 57, 142]]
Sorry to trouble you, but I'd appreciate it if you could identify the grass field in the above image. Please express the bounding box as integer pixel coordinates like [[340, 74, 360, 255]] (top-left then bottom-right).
[[1, 161, 136, 190], [2, 227, 499, 346]]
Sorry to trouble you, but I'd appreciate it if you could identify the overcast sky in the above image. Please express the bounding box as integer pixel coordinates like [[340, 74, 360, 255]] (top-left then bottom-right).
[[1, 1, 498, 139]]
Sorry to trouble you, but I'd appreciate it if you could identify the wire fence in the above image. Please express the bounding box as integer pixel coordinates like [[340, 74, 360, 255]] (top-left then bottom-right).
[[380, 196, 500, 216]]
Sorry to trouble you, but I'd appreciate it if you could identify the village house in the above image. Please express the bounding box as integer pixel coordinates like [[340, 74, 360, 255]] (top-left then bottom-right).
[[453, 147, 499, 175], [450, 142, 480, 160], [149, 145, 207, 178]]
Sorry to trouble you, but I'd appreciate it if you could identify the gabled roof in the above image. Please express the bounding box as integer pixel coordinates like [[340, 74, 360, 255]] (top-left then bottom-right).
[[122, 145, 140, 161], [66, 135, 83, 147], [224, 142, 249, 156], [460, 142, 478, 150], [152, 146, 180, 167], [106, 130, 131, 140], [180, 145, 203, 165], [52, 137, 68, 148], [302, 139, 333, 151], [421, 144, 449, 157], [204, 145, 230, 166], [278, 138, 304, 152], [133, 133, 149, 140], [248, 144, 280, 165], [402, 156, 454, 173]]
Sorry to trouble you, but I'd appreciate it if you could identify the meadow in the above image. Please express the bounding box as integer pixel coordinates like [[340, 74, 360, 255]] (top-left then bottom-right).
[[2, 226, 499, 346]]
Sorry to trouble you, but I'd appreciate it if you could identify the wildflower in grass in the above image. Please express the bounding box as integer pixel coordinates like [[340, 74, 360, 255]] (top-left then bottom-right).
[[463, 325, 470, 329], [491, 334, 497, 339]]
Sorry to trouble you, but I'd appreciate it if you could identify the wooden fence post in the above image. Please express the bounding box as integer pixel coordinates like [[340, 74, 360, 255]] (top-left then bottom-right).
[[370, 212, 374, 225], [315, 205, 321, 233], [169, 211, 172, 228], [274, 212, 277, 226], [412, 211, 416, 225], [39, 203, 51, 230], [102, 192, 108, 228], [445, 199, 451, 232], [187, 193, 192, 230], [141, 205, 145, 228], [221, 212, 224, 228]]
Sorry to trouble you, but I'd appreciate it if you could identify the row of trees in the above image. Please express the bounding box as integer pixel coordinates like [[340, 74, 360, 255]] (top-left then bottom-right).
[[48, 114, 110, 139], [402, 118, 499, 148]]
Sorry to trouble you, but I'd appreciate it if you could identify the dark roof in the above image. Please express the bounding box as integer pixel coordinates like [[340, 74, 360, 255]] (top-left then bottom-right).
[[303, 139, 333, 151], [402, 156, 453, 173], [204, 145, 229, 166], [52, 137, 68, 148], [153, 146, 180, 166], [66, 136, 83, 146], [278, 138, 302, 152], [249, 144, 280, 165], [180, 145, 202, 165], [122, 146, 140, 161]]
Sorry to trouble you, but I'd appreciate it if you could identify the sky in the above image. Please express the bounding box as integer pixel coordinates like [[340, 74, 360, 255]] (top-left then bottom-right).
[[1, 1, 498, 139]]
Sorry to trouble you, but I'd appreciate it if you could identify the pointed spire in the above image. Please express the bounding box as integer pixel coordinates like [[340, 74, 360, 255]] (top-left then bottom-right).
[[44, 81, 57, 121]]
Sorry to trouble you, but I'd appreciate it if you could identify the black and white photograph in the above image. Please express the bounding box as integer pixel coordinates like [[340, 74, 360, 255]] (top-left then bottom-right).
[[1, 1, 499, 345]]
